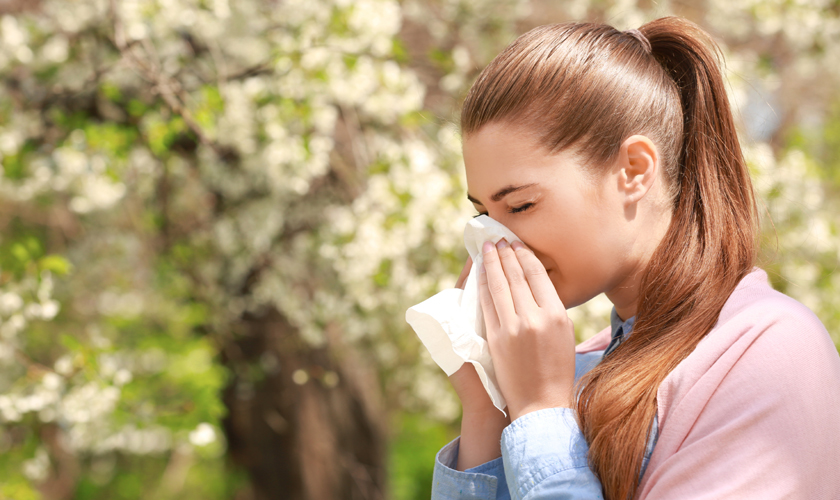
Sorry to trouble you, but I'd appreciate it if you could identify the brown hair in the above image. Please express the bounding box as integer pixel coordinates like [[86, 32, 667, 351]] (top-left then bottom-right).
[[461, 17, 758, 500]]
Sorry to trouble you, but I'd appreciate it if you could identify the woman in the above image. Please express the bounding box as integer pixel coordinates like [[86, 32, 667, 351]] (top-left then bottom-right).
[[431, 16, 840, 500]]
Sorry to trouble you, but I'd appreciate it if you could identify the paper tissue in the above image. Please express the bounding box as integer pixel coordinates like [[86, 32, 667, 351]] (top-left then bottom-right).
[[405, 215, 521, 415]]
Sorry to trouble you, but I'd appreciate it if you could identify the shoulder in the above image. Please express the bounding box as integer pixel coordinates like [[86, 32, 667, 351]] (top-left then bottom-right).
[[714, 287, 839, 391], [643, 269, 840, 498], [658, 267, 840, 420], [713, 268, 833, 360]]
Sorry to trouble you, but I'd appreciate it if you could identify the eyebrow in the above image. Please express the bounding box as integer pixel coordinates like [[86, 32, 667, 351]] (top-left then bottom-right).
[[467, 183, 538, 205]]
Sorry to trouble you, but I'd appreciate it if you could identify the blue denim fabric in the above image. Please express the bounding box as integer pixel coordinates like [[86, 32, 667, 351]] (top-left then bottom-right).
[[431, 310, 656, 499], [433, 438, 509, 500], [603, 308, 636, 357]]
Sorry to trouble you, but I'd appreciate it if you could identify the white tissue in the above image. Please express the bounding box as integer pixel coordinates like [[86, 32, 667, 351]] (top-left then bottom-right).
[[405, 215, 521, 415]]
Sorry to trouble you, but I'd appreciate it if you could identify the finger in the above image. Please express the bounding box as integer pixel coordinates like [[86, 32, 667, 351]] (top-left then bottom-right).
[[477, 262, 500, 332], [455, 256, 473, 290], [481, 240, 516, 326], [496, 239, 537, 313], [511, 240, 563, 309]]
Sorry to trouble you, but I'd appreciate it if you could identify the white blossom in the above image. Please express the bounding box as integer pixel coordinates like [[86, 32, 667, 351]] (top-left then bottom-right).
[[189, 423, 217, 446]]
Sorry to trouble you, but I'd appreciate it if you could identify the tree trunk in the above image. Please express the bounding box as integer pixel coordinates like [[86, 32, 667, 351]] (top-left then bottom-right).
[[222, 309, 387, 500]]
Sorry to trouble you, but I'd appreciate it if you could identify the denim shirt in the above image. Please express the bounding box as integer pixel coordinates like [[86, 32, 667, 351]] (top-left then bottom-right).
[[431, 310, 659, 500]]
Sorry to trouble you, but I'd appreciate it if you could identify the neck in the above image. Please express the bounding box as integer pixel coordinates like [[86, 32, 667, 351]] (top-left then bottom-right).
[[606, 272, 643, 321], [607, 201, 673, 321]]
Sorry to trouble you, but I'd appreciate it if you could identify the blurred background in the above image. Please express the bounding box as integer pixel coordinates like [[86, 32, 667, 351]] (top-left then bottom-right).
[[0, 0, 837, 498]]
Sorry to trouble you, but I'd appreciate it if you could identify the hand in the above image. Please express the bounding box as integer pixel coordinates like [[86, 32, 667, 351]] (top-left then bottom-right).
[[478, 239, 576, 421]]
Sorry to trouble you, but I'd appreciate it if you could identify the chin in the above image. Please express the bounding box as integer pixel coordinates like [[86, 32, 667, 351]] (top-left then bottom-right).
[[550, 276, 597, 310], [550, 282, 579, 308], [562, 296, 588, 310]]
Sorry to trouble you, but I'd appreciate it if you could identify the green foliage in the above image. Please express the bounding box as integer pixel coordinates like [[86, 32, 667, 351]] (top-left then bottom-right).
[[1, 140, 37, 180], [145, 116, 189, 157], [388, 412, 459, 500], [84, 122, 138, 162], [0, 477, 41, 500], [0, 0, 838, 498]]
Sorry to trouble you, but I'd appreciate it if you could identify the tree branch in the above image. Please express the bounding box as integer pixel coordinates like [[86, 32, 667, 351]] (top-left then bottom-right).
[[108, 0, 236, 162]]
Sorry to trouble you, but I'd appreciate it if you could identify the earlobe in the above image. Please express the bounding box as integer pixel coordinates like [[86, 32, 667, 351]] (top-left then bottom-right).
[[619, 135, 659, 205]]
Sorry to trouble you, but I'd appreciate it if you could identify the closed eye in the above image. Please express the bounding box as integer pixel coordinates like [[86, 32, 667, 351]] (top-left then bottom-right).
[[508, 203, 534, 214]]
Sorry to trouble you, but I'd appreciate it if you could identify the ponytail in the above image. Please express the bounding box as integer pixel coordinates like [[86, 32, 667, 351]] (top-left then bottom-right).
[[459, 17, 759, 499], [576, 17, 758, 500]]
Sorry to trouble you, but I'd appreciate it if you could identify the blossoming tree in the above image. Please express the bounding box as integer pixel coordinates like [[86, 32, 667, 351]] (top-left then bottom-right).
[[0, 0, 837, 498]]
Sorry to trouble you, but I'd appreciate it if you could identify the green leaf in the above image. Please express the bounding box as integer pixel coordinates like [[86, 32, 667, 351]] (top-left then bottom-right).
[[11, 243, 31, 263], [39, 255, 73, 275]]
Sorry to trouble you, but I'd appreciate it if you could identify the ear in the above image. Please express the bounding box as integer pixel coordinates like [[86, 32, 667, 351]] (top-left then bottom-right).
[[617, 135, 659, 205]]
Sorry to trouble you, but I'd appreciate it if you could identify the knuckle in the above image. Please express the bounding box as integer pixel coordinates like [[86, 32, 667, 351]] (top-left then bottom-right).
[[523, 265, 544, 279], [507, 269, 527, 286], [522, 316, 546, 334], [483, 252, 499, 266], [488, 279, 507, 295], [549, 309, 569, 326], [520, 317, 537, 334], [501, 320, 519, 336]]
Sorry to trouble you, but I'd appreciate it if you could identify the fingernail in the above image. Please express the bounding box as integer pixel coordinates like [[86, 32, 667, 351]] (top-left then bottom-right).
[[482, 241, 494, 254], [479, 263, 486, 275], [496, 239, 509, 250], [511, 241, 524, 251]]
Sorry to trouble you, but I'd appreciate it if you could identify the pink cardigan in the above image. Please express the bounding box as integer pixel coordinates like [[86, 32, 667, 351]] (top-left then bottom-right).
[[576, 268, 840, 498]]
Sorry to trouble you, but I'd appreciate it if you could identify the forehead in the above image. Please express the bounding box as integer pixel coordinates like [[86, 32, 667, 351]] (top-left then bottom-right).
[[463, 123, 549, 194], [464, 122, 587, 201]]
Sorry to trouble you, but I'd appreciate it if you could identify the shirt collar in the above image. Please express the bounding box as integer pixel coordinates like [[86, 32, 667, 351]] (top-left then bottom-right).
[[610, 307, 636, 341]]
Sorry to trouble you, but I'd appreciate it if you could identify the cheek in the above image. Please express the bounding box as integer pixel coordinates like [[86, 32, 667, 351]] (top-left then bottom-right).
[[513, 230, 560, 270], [516, 218, 600, 278]]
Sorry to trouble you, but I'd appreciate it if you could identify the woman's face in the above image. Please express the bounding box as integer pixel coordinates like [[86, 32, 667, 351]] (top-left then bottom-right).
[[463, 122, 646, 311]]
